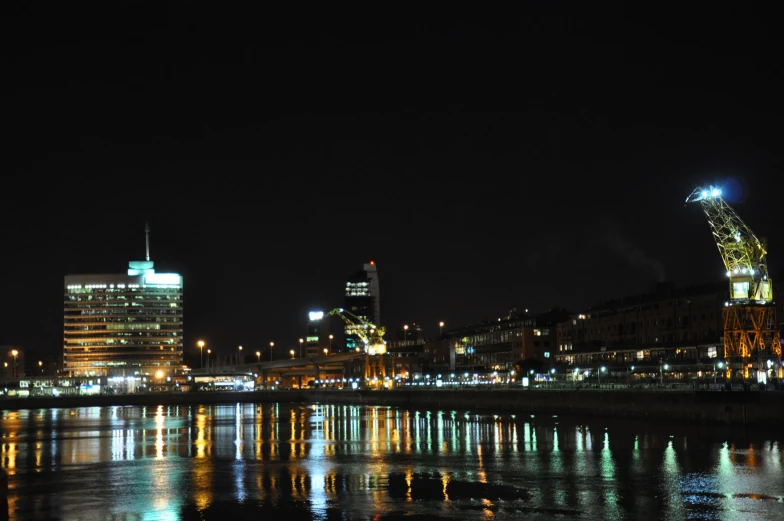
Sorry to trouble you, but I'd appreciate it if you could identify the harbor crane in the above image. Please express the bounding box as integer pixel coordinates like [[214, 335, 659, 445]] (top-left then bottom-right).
[[686, 185, 781, 380], [327, 308, 388, 356]]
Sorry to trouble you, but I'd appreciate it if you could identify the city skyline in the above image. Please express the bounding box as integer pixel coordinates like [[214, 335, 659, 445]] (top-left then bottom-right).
[[4, 9, 784, 363], [0, 219, 775, 366], [5, 6, 784, 521]]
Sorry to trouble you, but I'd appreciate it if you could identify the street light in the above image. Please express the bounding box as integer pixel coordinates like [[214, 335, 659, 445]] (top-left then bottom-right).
[[660, 361, 669, 385], [323, 348, 328, 356], [197, 340, 205, 369], [299, 338, 304, 358], [11, 349, 18, 378], [403, 325, 408, 346], [238, 345, 243, 365], [290, 349, 295, 359], [269, 342, 274, 361], [38, 360, 43, 374], [714, 360, 725, 386], [439, 321, 444, 337], [328, 335, 333, 353], [256, 351, 261, 363], [599, 366, 606, 387], [207, 349, 211, 369]]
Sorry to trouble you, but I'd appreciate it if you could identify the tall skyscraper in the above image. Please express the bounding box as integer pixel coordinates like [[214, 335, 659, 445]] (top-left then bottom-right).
[[63, 224, 184, 377], [343, 261, 380, 352], [305, 311, 325, 357]]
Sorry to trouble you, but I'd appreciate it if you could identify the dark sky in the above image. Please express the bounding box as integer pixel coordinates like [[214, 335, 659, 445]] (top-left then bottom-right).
[[3, 5, 783, 363]]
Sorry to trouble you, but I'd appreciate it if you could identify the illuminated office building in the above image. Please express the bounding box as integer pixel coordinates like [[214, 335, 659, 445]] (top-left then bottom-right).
[[63, 225, 183, 377], [306, 311, 325, 357], [343, 261, 380, 353]]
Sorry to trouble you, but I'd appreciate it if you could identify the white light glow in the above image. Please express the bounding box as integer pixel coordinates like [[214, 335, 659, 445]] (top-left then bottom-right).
[[309, 311, 324, 321], [144, 273, 182, 286]]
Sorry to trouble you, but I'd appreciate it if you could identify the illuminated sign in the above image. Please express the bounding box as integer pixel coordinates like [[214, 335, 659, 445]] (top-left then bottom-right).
[[144, 273, 182, 286], [308, 311, 324, 321], [306, 336, 318, 342]]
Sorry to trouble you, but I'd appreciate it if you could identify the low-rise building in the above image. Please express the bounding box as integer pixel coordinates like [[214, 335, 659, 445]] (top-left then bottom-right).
[[554, 282, 728, 378]]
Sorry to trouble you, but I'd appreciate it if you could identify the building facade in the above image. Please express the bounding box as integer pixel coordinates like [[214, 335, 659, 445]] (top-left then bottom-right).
[[343, 261, 380, 353], [305, 311, 327, 357], [441, 308, 530, 372], [519, 309, 567, 361], [63, 230, 183, 377], [554, 282, 726, 371]]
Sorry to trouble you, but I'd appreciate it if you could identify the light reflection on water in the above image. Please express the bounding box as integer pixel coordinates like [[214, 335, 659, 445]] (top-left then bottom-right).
[[0, 403, 783, 520]]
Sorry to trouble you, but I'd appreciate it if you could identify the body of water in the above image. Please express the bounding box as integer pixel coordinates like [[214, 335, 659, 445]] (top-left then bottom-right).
[[1, 402, 782, 520]]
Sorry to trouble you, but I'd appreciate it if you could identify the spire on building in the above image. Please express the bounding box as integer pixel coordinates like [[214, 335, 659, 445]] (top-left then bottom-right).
[[145, 222, 151, 261]]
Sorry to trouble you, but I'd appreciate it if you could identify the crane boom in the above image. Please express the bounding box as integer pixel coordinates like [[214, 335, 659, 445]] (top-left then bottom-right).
[[686, 184, 780, 380], [685, 186, 772, 303], [327, 308, 387, 355]]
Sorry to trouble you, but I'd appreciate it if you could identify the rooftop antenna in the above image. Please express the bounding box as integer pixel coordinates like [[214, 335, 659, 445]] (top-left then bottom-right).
[[145, 222, 151, 261]]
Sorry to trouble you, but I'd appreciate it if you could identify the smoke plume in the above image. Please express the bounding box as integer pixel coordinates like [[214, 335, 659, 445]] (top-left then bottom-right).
[[600, 221, 666, 282]]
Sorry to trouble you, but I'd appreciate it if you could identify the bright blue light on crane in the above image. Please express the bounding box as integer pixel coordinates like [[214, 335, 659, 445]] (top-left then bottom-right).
[[711, 188, 721, 197]]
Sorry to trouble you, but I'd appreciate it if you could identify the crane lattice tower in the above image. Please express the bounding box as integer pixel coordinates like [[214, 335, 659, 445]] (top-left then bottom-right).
[[686, 186, 780, 380]]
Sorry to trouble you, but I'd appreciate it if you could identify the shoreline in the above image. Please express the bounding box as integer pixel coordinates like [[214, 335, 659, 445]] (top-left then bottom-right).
[[2, 389, 782, 426]]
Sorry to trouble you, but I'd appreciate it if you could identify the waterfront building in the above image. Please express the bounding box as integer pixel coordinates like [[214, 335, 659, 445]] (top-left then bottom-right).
[[519, 309, 569, 361], [440, 307, 532, 372], [63, 225, 184, 378], [342, 261, 380, 353], [554, 282, 727, 375]]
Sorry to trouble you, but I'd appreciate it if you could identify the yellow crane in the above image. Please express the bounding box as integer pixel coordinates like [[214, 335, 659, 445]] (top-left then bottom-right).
[[686, 185, 780, 379], [327, 308, 387, 356]]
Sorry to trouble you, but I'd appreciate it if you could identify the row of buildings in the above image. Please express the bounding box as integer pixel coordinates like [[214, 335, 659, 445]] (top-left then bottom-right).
[[2, 225, 782, 385], [255, 279, 783, 390]]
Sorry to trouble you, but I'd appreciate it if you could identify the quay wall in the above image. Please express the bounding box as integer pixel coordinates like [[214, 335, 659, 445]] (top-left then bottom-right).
[[2, 389, 782, 426]]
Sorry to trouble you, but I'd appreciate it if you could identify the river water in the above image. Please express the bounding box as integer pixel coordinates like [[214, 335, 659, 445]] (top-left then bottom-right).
[[1, 402, 782, 520]]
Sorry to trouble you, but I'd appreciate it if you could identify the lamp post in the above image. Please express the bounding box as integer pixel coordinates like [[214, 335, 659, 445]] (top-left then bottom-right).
[[197, 340, 205, 369], [660, 361, 669, 385], [439, 321, 444, 337], [299, 338, 304, 358], [256, 351, 261, 363], [11, 349, 18, 378], [323, 348, 328, 357], [39, 361, 43, 374], [269, 342, 274, 361], [328, 335, 333, 353], [599, 366, 606, 387], [207, 349, 211, 369], [403, 325, 409, 346], [714, 360, 725, 387], [238, 345, 243, 365], [290, 349, 295, 360]]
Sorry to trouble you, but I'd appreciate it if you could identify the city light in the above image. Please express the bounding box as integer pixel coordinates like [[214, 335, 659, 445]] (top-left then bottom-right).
[[144, 273, 182, 286]]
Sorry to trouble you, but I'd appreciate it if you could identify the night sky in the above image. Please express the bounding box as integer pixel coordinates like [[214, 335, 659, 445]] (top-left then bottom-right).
[[4, 6, 783, 364]]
